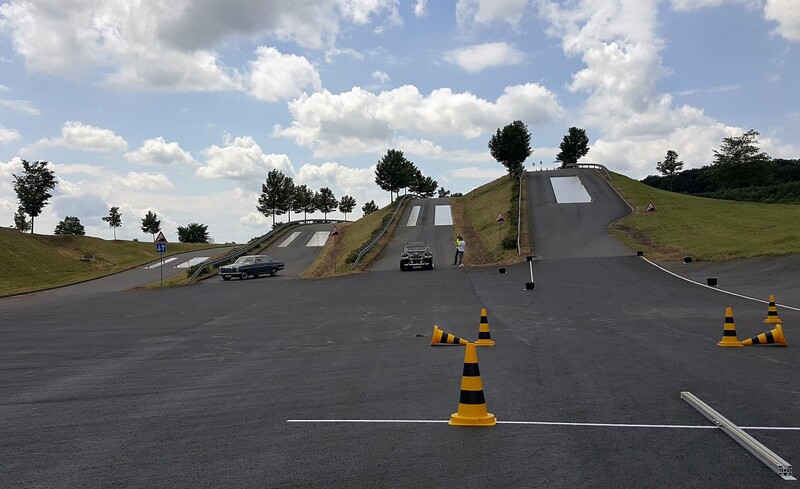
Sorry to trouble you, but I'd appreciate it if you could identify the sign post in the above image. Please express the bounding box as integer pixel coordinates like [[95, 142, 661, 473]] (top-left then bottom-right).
[[495, 213, 505, 245], [154, 231, 168, 286], [329, 225, 340, 274], [644, 201, 657, 239]]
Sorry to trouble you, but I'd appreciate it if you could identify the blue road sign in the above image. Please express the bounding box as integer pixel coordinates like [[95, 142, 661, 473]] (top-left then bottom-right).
[[156, 243, 167, 253]]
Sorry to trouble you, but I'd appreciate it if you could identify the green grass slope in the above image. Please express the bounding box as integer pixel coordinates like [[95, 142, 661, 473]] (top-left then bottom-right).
[[0, 228, 226, 296], [609, 173, 800, 261]]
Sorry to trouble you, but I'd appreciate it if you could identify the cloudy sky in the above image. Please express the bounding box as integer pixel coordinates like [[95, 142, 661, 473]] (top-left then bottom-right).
[[1, 0, 798, 243]]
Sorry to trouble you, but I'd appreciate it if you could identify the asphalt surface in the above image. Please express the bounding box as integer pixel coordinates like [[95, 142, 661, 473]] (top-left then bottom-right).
[[2, 170, 799, 488]]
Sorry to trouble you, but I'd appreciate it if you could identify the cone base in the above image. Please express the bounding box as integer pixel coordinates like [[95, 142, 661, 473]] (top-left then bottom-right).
[[449, 412, 496, 426], [764, 317, 782, 324], [475, 339, 495, 347], [717, 339, 742, 347]]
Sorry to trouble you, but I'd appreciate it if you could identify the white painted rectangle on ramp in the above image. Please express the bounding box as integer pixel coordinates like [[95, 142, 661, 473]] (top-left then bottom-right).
[[434, 205, 453, 226], [143, 257, 178, 269], [306, 231, 329, 247], [550, 176, 592, 203], [406, 206, 420, 226], [176, 257, 209, 268], [279, 231, 302, 247]]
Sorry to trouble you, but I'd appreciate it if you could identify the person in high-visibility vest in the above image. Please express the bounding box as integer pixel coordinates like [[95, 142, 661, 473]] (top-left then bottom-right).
[[454, 235, 465, 267], [453, 236, 461, 265]]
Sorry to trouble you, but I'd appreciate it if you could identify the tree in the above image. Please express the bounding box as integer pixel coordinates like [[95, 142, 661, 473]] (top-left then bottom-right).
[[54, 216, 86, 235], [362, 200, 378, 215], [315, 187, 338, 220], [256, 169, 294, 225], [437, 187, 451, 198], [555, 127, 590, 168], [102, 206, 122, 240], [293, 184, 316, 221], [711, 130, 775, 189], [488, 120, 532, 179], [409, 170, 438, 198], [140, 210, 161, 239], [13, 206, 31, 232], [375, 149, 416, 202], [338, 195, 356, 221], [656, 150, 684, 176], [12, 159, 58, 234], [177, 223, 210, 243]]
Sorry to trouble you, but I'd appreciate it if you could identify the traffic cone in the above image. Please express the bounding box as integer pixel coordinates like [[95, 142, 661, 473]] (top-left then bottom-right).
[[431, 325, 468, 346], [717, 307, 742, 347], [764, 295, 782, 324], [449, 342, 496, 426], [741, 324, 788, 347], [475, 308, 495, 347]]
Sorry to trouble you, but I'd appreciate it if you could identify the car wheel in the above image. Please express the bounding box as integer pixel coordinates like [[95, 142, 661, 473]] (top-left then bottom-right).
[[400, 263, 406, 271], [270, 268, 278, 276], [240, 271, 250, 280], [428, 262, 434, 270], [222, 276, 231, 281]]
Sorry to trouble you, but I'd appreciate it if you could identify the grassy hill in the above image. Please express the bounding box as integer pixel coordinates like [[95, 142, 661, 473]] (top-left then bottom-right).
[[609, 173, 800, 261], [0, 228, 227, 296]]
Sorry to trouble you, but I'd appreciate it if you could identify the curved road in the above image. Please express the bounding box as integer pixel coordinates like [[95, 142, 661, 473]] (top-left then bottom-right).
[[1, 171, 798, 488]]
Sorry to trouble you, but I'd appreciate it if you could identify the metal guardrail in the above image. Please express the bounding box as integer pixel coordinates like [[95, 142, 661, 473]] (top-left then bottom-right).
[[517, 171, 524, 255], [189, 219, 343, 281], [565, 162, 612, 180], [350, 194, 413, 271]]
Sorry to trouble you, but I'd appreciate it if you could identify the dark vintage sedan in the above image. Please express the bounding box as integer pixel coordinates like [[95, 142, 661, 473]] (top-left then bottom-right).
[[400, 241, 434, 271], [219, 255, 285, 280]]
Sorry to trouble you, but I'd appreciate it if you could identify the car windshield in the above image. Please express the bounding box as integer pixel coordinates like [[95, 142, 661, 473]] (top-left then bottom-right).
[[234, 256, 256, 265]]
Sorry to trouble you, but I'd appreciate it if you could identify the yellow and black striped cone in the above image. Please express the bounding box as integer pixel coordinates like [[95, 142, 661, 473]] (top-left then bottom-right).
[[717, 307, 742, 347], [742, 324, 788, 347], [764, 295, 782, 324], [431, 325, 468, 346], [475, 308, 495, 347], [449, 342, 496, 426]]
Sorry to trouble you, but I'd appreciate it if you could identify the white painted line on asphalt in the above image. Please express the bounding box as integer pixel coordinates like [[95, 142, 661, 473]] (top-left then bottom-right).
[[407, 206, 420, 226], [306, 231, 329, 247], [434, 205, 453, 226], [551, 176, 592, 203], [286, 419, 800, 430], [143, 257, 178, 269], [176, 257, 209, 268], [279, 231, 302, 247], [640, 256, 800, 312]]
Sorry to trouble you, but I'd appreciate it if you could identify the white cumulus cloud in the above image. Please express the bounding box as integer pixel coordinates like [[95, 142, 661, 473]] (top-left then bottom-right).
[[444, 42, 524, 72], [245, 47, 323, 102], [764, 0, 800, 41], [0, 125, 21, 144], [34, 121, 128, 153], [197, 135, 294, 180], [456, 0, 531, 27], [125, 137, 196, 166]]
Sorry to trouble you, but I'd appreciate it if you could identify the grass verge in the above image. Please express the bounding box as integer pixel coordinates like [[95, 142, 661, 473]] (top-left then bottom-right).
[[0, 228, 229, 296], [609, 172, 800, 261]]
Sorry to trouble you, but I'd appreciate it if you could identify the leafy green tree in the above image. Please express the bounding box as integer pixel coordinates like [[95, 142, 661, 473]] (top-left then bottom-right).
[[437, 187, 451, 198], [656, 150, 683, 176], [13, 206, 31, 232], [556, 127, 590, 168], [488, 120, 532, 179], [54, 216, 86, 235], [315, 187, 338, 220], [712, 130, 775, 189], [409, 169, 438, 197], [12, 159, 58, 234], [292, 184, 316, 221], [375, 149, 416, 202], [257, 169, 295, 225], [338, 195, 356, 221], [140, 210, 161, 239], [102, 206, 122, 240], [362, 200, 378, 215], [177, 222, 210, 243]]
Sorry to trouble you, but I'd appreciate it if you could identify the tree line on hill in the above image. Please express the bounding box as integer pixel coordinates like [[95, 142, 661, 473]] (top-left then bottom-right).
[[643, 130, 800, 204]]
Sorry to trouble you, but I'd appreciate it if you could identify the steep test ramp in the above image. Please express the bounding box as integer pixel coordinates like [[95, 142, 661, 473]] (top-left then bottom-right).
[[527, 169, 632, 259], [369, 197, 456, 272]]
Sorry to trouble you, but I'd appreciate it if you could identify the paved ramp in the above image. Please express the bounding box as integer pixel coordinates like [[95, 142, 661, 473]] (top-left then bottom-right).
[[527, 169, 632, 259]]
